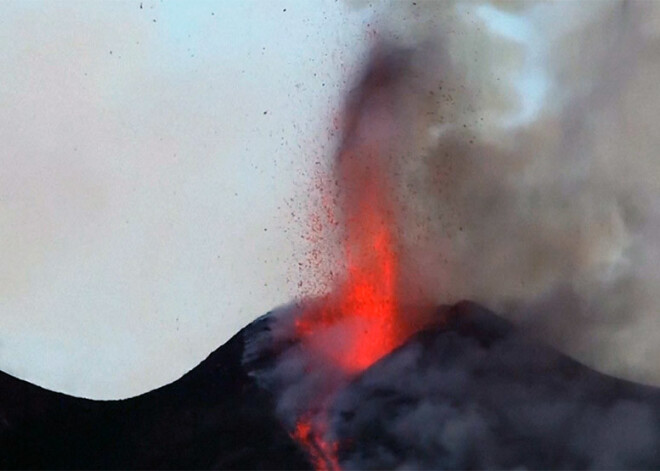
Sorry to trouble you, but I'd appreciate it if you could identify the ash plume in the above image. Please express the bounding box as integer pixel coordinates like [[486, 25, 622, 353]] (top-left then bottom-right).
[[353, 0, 660, 385], [244, 46, 444, 470], [248, 1, 660, 468]]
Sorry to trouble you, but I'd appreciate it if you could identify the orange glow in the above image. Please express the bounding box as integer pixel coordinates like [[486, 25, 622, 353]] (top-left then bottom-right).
[[291, 416, 341, 471], [294, 146, 410, 373], [291, 143, 411, 470], [291, 157, 409, 469], [290, 53, 431, 470]]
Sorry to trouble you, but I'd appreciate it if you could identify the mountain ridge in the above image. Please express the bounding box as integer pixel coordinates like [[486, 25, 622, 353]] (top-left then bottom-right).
[[3, 302, 660, 469], [0, 318, 310, 469]]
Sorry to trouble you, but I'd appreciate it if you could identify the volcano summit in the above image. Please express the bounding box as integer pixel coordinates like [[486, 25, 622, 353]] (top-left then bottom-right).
[[3, 302, 660, 469]]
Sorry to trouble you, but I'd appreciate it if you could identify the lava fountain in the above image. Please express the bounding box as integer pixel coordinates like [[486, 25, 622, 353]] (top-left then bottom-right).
[[290, 48, 436, 470]]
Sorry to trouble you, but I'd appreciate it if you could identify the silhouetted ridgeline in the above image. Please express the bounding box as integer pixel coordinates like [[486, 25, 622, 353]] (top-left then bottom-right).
[[0, 319, 310, 470], [3, 302, 660, 469]]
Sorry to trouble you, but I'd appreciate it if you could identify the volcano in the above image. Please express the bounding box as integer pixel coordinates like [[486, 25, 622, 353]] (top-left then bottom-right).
[[3, 301, 660, 469], [4, 33, 659, 470]]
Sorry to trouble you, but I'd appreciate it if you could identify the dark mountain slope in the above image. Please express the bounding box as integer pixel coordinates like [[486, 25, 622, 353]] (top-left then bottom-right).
[[0, 315, 311, 470], [3, 302, 660, 469]]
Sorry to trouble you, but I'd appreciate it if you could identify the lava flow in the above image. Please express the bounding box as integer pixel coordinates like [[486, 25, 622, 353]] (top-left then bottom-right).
[[290, 50, 433, 470], [292, 414, 341, 471]]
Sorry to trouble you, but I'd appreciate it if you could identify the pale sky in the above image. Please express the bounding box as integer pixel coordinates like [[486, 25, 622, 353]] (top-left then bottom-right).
[[1, 0, 612, 400], [0, 0, 373, 399]]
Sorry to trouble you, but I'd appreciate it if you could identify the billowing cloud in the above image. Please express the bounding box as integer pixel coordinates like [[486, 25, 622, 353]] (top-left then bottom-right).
[[352, 0, 660, 385], [331, 302, 660, 469]]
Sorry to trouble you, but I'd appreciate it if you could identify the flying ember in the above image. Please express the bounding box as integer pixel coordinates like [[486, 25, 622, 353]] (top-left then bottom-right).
[[290, 49, 434, 470]]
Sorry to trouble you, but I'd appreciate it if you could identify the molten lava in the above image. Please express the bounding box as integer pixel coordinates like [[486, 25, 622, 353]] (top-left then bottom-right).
[[290, 51, 431, 470], [292, 415, 341, 471], [294, 168, 402, 374]]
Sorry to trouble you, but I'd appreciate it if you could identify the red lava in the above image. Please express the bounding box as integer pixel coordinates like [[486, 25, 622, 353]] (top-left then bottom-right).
[[290, 49, 432, 470]]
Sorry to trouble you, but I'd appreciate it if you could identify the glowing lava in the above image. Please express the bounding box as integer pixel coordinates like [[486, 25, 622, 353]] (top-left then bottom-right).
[[290, 50, 431, 470], [294, 163, 402, 374], [292, 415, 341, 471]]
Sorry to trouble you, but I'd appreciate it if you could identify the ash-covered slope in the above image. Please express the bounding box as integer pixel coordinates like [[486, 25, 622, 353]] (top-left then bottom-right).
[[331, 302, 660, 469], [0, 317, 311, 470]]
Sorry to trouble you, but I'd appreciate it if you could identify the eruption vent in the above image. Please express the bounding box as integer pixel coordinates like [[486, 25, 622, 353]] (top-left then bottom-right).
[[289, 48, 435, 469]]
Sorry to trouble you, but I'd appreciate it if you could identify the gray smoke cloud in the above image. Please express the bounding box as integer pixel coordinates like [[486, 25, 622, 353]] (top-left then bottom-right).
[[245, 2, 660, 469], [354, 0, 660, 385], [329, 303, 660, 470], [242, 304, 349, 430], [244, 303, 660, 469]]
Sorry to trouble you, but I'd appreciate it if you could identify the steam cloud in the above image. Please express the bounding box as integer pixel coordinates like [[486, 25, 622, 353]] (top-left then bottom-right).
[[356, 0, 660, 385]]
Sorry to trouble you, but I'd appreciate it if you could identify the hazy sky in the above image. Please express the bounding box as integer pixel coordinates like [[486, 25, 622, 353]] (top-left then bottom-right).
[[4, 0, 645, 401], [0, 0, 373, 399]]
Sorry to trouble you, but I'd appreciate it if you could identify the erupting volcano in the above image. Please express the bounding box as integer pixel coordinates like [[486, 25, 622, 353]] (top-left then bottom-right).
[[7, 2, 660, 469], [288, 50, 435, 470]]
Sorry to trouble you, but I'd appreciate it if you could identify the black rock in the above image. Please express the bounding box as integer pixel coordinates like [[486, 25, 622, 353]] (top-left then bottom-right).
[[4, 301, 660, 470], [0, 317, 311, 470]]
